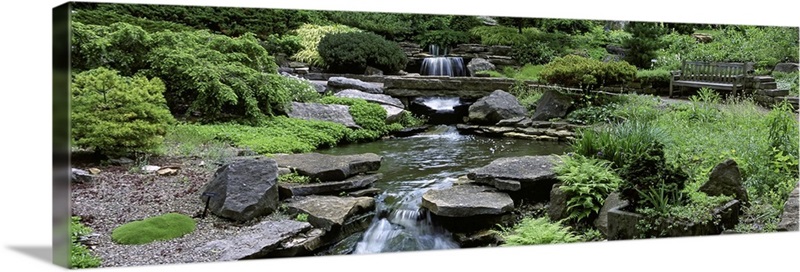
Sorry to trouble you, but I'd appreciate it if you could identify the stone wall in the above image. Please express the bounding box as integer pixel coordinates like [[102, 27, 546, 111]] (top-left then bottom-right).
[[402, 42, 518, 73]]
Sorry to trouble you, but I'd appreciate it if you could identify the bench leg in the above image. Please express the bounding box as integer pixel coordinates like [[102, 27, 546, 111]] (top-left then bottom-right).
[[669, 81, 673, 98]]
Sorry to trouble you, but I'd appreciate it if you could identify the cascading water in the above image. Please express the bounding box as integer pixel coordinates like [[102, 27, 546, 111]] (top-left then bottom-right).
[[420, 44, 466, 77], [316, 125, 569, 255], [409, 97, 466, 125], [420, 97, 461, 112]]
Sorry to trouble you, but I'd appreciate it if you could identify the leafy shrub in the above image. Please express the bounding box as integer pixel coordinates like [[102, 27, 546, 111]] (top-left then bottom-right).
[[295, 213, 309, 222], [262, 34, 303, 57], [323, 11, 450, 42], [540, 55, 636, 90], [71, 67, 174, 156], [111, 213, 196, 245], [448, 15, 484, 32], [617, 140, 689, 209], [496, 217, 581, 246], [607, 29, 632, 46], [774, 71, 799, 96], [507, 80, 544, 113], [511, 41, 558, 65], [415, 30, 472, 51], [292, 24, 361, 67], [318, 32, 408, 74], [636, 68, 672, 88], [279, 171, 311, 184], [623, 22, 667, 68], [537, 18, 598, 34], [70, 217, 101, 268], [318, 96, 391, 142], [566, 104, 618, 125], [272, 74, 321, 103], [71, 22, 286, 122], [469, 26, 536, 46], [636, 194, 733, 237], [554, 154, 623, 224], [398, 111, 428, 127], [72, 9, 194, 33]]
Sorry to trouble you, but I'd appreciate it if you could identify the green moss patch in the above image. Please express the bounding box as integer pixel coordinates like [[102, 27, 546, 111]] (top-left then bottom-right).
[[111, 213, 196, 245]]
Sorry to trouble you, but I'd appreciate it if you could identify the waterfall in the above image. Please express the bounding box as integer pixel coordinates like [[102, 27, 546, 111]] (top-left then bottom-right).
[[420, 57, 466, 77], [420, 44, 465, 77], [420, 97, 461, 112], [352, 178, 459, 254]]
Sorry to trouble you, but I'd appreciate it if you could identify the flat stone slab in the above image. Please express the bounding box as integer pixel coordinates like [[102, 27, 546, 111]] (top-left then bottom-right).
[[273, 153, 382, 182], [286, 195, 375, 231], [287, 102, 360, 128], [278, 173, 382, 198], [778, 185, 799, 231], [334, 89, 404, 108], [467, 155, 561, 191], [197, 220, 312, 261], [327, 77, 384, 94], [421, 185, 514, 217]]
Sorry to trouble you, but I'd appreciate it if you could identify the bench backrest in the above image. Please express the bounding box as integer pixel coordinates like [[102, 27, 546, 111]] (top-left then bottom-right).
[[679, 61, 748, 84]]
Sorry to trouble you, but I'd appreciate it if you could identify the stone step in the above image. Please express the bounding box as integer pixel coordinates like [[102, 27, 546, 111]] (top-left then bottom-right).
[[757, 89, 789, 97], [756, 82, 778, 89]]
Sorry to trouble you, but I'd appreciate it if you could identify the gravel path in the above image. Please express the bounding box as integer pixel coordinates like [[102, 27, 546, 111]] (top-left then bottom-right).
[[70, 154, 288, 268]]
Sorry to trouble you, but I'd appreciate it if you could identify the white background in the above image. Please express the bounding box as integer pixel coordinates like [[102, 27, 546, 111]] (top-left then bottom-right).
[[1, 0, 798, 271]]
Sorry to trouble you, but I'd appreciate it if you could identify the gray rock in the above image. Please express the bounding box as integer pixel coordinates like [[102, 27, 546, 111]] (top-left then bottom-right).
[[531, 90, 573, 121], [278, 173, 382, 198], [71, 168, 94, 183], [496, 116, 526, 126], [488, 45, 512, 56], [381, 105, 406, 124], [287, 102, 360, 128], [774, 63, 799, 73], [288, 61, 307, 68], [365, 66, 384, 76], [286, 196, 374, 231], [594, 192, 627, 236], [467, 58, 496, 76], [467, 155, 561, 192], [327, 77, 383, 94], [421, 184, 514, 217], [198, 220, 312, 261], [273, 153, 382, 182], [108, 157, 134, 166], [777, 185, 799, 231], [310, 81, 327, 94], [467, 90, 527, 125], [334, 89, 404, 108], [699, 159, 749, 204], [201, 157, 281, 222], [548, 184, 569, 222], [348, 188, 382, 197]]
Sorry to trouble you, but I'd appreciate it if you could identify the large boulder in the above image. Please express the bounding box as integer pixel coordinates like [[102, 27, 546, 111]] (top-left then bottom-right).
[[699, 159, 749, 204], [201, 157, 281, 222], [594, 192, 627, 236], [531, 89, 573, 121], [278, 173, 383, 198], [273, 153, 382, 182], [71, 168, 94, 183], [467, 58, 496, 76], [773, 63, 799, 73], [197, 220, 312, 261], [421, 184, 514, 217], [287, 102, 360, 128], [468, 155, 561, 192], [285, 195, 375, 231], [467, 90, 527, 125], [777, 185, 799, 231], [327, 77, 384, 94], [334, 89, 404, 109]]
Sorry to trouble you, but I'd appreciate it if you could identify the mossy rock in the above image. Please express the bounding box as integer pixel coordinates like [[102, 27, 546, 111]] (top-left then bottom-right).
[[111, 213, 196, 245]]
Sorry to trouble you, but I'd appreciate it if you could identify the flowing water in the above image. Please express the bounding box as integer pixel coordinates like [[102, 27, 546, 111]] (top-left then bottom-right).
[[420, 97, 461, 112], [318, 125, 568, 254], [420, 57, 466, 77]]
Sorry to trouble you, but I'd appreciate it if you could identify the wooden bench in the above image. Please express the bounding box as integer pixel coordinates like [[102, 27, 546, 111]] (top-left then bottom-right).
[[669, 61, 752, 98]]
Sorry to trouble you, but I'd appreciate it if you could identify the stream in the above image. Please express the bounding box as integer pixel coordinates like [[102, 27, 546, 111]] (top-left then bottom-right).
[[317, 125, 568, 254]]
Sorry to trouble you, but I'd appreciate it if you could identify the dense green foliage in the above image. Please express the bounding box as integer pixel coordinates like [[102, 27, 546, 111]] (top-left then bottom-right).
[[71, 68, 174, 156], [507, 80, 544, 113], [71, 22, 291, 122], [70, 217, 101, 268], [512, 41, 558, 65], [555, 154, 623, 224], [623, 22, 667, 68], [279, 171, 311, 184], [111, 213, 196, 245], [636, 68, 673, 88], [292, 24, 361, 67], [318, 32, 408, 74], [773, 71, 799, 96], [72, 9, 194, 33], [416, 30, 472, 51], [497, 217, 582, 245], [262, 34, 304, 57], [540, 55, 637, 90], [469, 26, 535, 46], [169, 117, 349, 155], [81, 3, 315, 38], [323, 11, 450, 42]]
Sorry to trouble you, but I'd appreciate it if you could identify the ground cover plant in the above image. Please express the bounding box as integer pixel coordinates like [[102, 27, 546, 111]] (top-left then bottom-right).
[[111, 213, 196, 245]]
